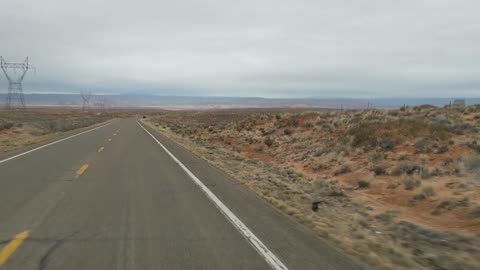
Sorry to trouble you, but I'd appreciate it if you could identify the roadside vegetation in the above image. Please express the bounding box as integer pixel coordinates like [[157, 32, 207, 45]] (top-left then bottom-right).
[[144, 105, 480, 270], [0, 109, 118, 153]]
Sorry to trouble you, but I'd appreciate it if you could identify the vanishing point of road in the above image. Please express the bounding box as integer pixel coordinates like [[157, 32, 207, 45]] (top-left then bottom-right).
[[0, 118, 368, 270]]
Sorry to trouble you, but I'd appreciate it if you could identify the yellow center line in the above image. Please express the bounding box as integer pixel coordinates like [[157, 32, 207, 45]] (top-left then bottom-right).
[[97, 147, 105, 153], [0, 230, 30, 266], [76, 164, 89, 177]]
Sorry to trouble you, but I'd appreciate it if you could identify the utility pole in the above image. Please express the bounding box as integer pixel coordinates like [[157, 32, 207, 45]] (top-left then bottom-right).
[[0, 56, 34, 109]]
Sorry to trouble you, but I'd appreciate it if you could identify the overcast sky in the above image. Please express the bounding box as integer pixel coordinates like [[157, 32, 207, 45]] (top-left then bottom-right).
[[1, 0, 479, 98]]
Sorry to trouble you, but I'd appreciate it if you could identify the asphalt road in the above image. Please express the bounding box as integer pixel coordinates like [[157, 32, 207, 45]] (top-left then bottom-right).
[[0, 118, 369, 270]]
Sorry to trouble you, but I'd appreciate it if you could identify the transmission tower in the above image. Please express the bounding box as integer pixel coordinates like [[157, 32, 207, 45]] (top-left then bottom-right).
[[80, 90, 92, 111], [0, 56, 34, 109]]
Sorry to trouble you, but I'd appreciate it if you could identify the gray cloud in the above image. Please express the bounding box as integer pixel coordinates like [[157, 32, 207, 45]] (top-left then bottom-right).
[[1, 0, 479, 98]]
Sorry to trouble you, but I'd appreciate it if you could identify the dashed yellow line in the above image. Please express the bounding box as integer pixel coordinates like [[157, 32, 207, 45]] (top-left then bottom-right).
[[108, 138, 112, 142], [97, 147, 105, 153], [76, 164, 89, 177], [0, 231, 29, 266]]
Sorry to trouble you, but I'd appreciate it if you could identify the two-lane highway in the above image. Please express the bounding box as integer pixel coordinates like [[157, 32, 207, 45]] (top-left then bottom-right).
[[0, 118, 368, 270]]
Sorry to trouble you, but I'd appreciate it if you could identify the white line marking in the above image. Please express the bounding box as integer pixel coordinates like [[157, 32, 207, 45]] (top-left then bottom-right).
[[0, 122, 112, 165], [137, 121, 288, 270]]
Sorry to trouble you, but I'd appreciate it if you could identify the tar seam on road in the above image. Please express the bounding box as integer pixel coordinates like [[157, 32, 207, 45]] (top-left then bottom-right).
[[137, 120, 289, 270], [0, 122, 112, 166], [76, 164, 89, 177], [0, 231, 29, 266]]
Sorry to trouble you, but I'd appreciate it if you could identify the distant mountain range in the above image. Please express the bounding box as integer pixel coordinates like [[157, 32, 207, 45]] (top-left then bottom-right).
[[0, 94, 478, 109]]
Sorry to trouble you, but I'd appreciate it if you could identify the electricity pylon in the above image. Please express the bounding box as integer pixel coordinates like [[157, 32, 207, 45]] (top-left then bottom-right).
[[81, 90, 92, 111], [0, 57, 34, 109]]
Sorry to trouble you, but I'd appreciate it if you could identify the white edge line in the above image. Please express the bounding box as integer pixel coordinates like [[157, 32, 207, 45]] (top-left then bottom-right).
[[137, 120, 289, 270], [0, 121, 113, 165]]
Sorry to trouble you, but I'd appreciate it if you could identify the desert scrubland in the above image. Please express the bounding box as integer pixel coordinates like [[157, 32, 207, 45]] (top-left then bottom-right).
[[0, 109, 119, 153], [144, 105, 480, 270]]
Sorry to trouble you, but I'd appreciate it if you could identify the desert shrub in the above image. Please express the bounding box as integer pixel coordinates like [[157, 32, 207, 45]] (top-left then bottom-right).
[[312, 163, 327, 172], [392, 162, 423, 176], [357, 179, 370, 189], [370, 152, 382, 162], [421, 186, 435, 197], [328, 190, 346, 197], [283, 128, 293, 135], [263, 136, 274, 147], [313, 148, 328, 157], [334, 165, 352, 175], [451, 123, 472, 135], [379, 138, 395, 151], [375, 210, 398, 223], [254, 145, 264, 152], [388, 221, 478, 270], [388, 110, 400, 116], [420, 168, 431, 179], [467, 141, 480, 153], [348, 123, 376, 148], [432, 197, 469, 215], [347, 118, 451, 150], [467, 206, 480, 218], [436, 145, 449, 154], [304, 122, 314, 128], [402, 119, 448, 137], [286, 116, 299, 127], [465, 157, 480, 174], [0, 121, 15, 130], [403, 177, 421, 190], [409, 186, 435, 205], [414, 104, 437, 111], [372, 165, 387, 175], [415, 138, 437, 153], [386, 182, 399, 189]]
